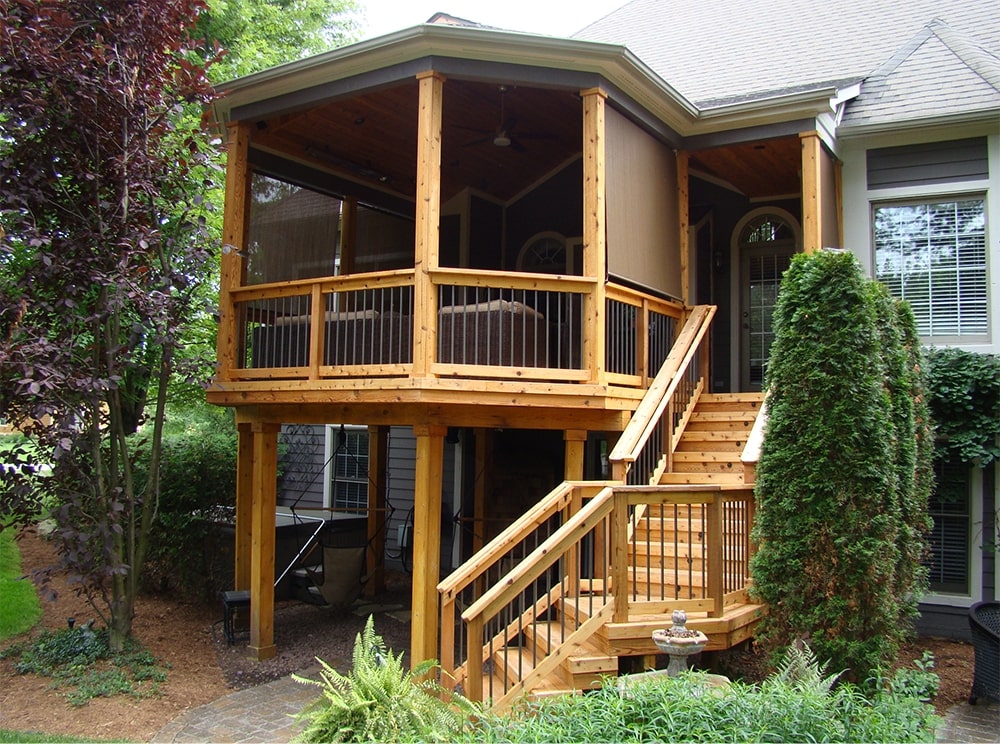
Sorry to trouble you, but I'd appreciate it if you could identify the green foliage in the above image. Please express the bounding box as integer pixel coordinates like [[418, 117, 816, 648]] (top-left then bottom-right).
[[463, 660, 938, 743], [199, 0, 362, 82], [924, 347, 1000, 467], [0, 528, 43, 639], [293, 616, 476, 742], [135, 409, 237, 598], [750, 251, 931, 682], [0, 625, 167, 706]]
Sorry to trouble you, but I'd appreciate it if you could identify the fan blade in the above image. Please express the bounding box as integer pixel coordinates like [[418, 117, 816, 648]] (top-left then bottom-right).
[[509, 136, 527, 152], [463, 136, 492, 147]]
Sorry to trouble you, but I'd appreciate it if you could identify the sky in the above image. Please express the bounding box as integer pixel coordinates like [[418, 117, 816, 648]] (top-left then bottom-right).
[[358, 0, 628, 40]]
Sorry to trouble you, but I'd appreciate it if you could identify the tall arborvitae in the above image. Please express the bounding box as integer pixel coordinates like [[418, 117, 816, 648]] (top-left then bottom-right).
[[750, 250, 930, 682]]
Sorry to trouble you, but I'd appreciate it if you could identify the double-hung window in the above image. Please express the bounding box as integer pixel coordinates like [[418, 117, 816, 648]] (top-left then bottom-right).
[[873, 197, 988, 339], [326, 425, 369, 511], [925, 461, 972, 596]]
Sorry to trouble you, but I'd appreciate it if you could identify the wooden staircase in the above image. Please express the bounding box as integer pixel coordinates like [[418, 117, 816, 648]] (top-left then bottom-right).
[[659, 392, 764, 486], [438, 310, 768, 708], [457, 393, 765, 706]]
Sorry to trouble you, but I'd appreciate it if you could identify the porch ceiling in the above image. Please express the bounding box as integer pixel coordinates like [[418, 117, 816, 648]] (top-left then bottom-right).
[[689, 136, 802, 198], [249, 79, 583, 206]]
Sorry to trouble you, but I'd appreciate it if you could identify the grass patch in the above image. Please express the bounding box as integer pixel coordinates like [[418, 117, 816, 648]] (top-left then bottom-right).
[[0, 731, 112, 743], [0, 528, 42, 640]]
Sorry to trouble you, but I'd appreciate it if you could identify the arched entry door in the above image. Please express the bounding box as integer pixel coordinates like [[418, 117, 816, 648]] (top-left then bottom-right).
[[735, 209, 800, 391]]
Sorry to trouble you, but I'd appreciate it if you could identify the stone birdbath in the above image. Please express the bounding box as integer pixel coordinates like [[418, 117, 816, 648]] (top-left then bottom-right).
[[652, 609, 708, 676]]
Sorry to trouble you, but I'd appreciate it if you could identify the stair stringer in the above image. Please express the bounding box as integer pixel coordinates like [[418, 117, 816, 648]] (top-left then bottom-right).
[[492, 599, 615, 709]]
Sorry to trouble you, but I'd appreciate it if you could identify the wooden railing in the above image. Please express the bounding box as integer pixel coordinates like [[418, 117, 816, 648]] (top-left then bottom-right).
[[608, 305, 715, 484], [437, 481, 754, 707], [435, 306, 761, 707], [220, 267, 683, 388]]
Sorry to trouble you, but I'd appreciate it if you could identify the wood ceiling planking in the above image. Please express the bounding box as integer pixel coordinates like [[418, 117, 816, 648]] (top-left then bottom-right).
[[249, 76, 802, 205], [690, 137, 801, 198]]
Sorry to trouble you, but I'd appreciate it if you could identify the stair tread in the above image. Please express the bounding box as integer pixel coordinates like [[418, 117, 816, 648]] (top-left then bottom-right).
[[672, 450, 743, 462], [658, 472, 747, 485]]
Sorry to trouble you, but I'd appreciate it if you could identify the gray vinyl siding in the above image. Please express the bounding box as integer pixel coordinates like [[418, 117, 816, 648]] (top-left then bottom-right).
[[866, 137, 988, 189], [383, 427, 458, 574]]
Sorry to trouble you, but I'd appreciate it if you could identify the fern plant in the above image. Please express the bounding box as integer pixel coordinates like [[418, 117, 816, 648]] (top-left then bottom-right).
[[293, 615, 475, 742]]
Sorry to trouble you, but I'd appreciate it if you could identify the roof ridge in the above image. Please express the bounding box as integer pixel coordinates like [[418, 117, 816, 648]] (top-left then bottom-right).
[[926, 18, 1000, 92]]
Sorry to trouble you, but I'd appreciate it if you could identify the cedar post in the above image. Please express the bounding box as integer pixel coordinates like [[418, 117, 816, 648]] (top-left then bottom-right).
[[217, 121, 250, 381], [234, 422, 253, 591], [249, 422, 280, 660], [800, 132, 822, 254], [410, 423, 447, 668], [581, 88, 607, 384], [413, 72, 444, 378]]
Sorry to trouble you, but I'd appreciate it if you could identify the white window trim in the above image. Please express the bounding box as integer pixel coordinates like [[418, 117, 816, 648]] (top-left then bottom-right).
[[921, 466, 985, 609], [842, 130, 998, 354], [322, 424, 368, 510], [871, 192, 990, 343]]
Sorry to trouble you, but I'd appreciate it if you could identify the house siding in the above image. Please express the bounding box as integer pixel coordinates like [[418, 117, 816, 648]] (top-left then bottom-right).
[[866, 137, 989, 190], [842, 129, 999, 639]]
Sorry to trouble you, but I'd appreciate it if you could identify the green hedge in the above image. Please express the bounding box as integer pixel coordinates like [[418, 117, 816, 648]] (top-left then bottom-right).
[[135, 419, 237, 599], [749, 251, 931, 682]]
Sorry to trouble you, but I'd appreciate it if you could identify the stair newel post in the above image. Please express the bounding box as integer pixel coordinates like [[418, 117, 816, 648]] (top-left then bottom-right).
[[439, 591, 456, 688], [466, 615, 484, 703], [706, 494, 725, 617], [612, 489, 630, 623]]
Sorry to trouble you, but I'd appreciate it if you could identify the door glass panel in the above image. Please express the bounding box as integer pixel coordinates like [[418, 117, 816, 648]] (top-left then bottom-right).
[[746, 252, 791, 388]]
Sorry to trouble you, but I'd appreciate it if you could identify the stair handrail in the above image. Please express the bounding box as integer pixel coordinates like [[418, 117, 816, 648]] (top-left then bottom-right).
[[608, 304, 715, 482], [437, 480, 609, 681], [459, 485, 617, 704]]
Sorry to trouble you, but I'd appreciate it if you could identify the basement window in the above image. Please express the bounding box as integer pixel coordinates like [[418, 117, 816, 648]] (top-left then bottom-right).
[[324, 425, 369, 512]]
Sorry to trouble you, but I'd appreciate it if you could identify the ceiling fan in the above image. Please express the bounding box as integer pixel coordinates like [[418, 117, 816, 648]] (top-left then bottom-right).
[[459, 86, 554, 152]]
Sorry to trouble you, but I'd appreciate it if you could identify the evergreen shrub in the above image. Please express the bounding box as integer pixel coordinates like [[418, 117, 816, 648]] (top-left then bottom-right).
[[749, 250, 931, 682]]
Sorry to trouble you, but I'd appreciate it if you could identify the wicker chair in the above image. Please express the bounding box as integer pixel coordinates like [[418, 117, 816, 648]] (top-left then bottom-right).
[[969, 600, 1000, 704]]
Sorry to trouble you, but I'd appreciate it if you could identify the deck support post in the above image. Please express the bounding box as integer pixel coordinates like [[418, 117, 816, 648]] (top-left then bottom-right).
[[234, 422, 253, 591], [411, 423, 447, 669], [248, 422, 280, 660]]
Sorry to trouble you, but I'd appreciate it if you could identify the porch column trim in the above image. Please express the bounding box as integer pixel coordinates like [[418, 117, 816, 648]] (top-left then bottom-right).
[[800, 131, 822, 254], [582, 87, 607, 384], [413, 71, 445, 377], [249, 422, 280, 661], [677, 150, 691, 304], [411, 423, 447, 668], [217, 121, 250, 381]]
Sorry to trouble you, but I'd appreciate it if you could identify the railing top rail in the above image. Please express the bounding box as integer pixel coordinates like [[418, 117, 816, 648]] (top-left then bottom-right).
[[605, 282, 685, 317], [430, 267, 597, 293], [229, 268, 416, 300], [437, 481, 577, 599], [608, 305, 715, 467], [461, 485, 616, 623]]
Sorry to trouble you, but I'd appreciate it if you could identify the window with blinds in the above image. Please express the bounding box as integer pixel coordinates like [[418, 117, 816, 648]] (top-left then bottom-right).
[[328, 425, 370, 512], [874, 198, 987, 339], [925, 461, 971, 595]]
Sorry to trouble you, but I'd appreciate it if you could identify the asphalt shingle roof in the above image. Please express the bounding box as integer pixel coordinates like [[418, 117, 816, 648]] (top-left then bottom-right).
[[574, 0, 1000, 123]]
